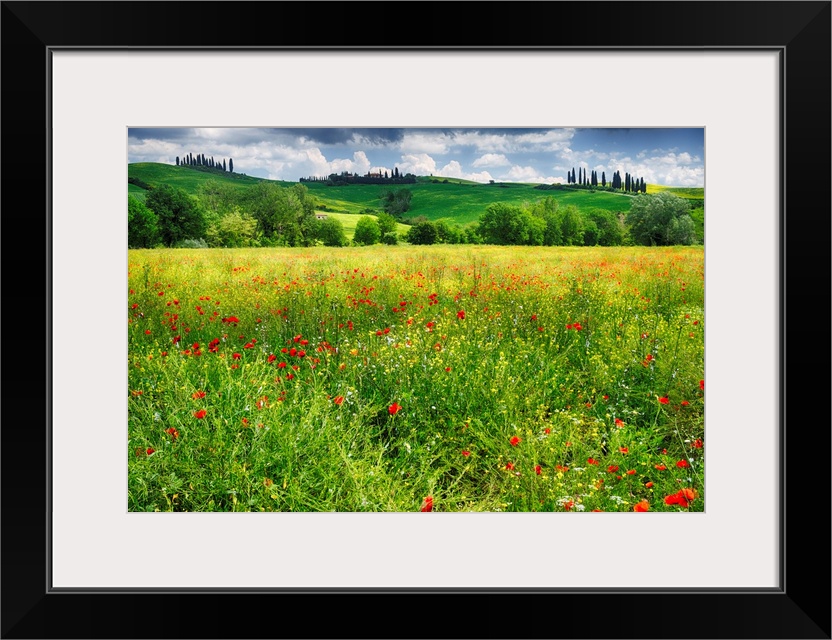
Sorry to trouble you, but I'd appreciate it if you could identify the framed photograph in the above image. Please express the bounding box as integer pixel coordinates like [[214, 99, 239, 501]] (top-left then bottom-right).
[[3, 2, 829, 638]]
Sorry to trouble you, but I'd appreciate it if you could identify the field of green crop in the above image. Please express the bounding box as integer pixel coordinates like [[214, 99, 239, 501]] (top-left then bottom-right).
[[128, 245, 704, 513]]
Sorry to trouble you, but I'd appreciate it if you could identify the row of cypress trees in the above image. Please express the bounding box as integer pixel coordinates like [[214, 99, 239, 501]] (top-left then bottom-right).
[[176, 153, 233, 173]]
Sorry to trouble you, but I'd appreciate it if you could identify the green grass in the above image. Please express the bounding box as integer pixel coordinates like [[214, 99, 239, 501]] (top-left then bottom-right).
[[303, 181, 636, 225], [129, 163, 282, 194], [128, 245, 704, 513], [128, 183, 148, 201], [130, 163, 639, 225], [647, 185, 705, 200]]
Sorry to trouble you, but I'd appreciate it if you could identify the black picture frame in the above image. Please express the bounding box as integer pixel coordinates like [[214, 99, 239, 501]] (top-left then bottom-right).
[[2, 2, 829, 638]]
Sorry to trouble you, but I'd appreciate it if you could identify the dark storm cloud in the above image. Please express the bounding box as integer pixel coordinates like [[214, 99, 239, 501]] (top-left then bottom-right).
[[290, 128, 406, 145], [128, 128, 192, 142]]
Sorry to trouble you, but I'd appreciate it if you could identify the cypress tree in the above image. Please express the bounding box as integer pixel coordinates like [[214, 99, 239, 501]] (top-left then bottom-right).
[[176, 156, 179, 166], [601, 171, 606, 187], [229, 158, 234, 173]]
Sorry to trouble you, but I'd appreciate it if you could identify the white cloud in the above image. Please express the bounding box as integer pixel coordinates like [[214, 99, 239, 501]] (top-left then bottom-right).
[[500, 165, 564, 184], [438, 160, 463, 178], [398, 153, 438, 175], [399, 132, 451, 155], [472, 153, 510, 168]]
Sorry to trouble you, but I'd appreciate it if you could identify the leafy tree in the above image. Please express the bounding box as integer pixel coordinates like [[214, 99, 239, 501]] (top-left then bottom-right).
[[559, 205, 584, 246], [582, 219, 600, 245], [205, 208, 258, 247], [381, 231, 399, 245], [145, 184, 206, 246], [197, 179, 239, 217], [479, 202, 542, 245], [406, 221, 438, 245], [626, 192, 695, 245], [245, 182, 316, 246], [375, 211, 398, 236], [316, 217, 348, 247], [433, 219, 463, 244], [128, 195, 159, 248], [585, 208, 626, 246], [380, 188, 412, 215], [353, 216, 381, 245]]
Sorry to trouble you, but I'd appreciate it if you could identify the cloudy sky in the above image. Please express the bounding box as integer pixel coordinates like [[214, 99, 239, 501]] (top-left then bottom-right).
[[128, 128, 704, 187]]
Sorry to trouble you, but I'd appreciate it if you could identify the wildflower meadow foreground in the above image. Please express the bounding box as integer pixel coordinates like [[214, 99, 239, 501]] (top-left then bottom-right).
[[128, 245, 704, 512]]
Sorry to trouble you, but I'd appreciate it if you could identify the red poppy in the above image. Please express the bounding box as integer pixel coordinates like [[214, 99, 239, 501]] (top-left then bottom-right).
[[587, 457, 599, 465], [146, 448, 155, 455], [192, 391, 206, 400], [563, 500, 575, 511], [461, 450, 471, 457], [535, 465, 542, 475], [420, 496, 433, 512], [555, 465, 569, 473], [457, 310, 466, 320], [681, 400, 690, 406], [232, 353, 241, 360], [165, 427, 179, 439], [194, 409, 207, 419], [505, 462, 515, 471], [676, 459, 691, 468], [388, 402, 402, 415], [691, 439, 704, 449], [607, 465, 619, 473], [510, 436, 521, 446], [645, 481, 654, 488], [626, 469, 636, 475], [655, 464, 667, 471], [277, 362, 287, 369], [634, 500, 650, 512], [333, 396, 345, 406], [699, 379, 705, 391], [614, 418, 625, 428], [543, 428, 551, 435], [658, 396, 670, 405], [665, 489, 695, 507], [619, 446, 629, 454], [268, 354, 277, 363]]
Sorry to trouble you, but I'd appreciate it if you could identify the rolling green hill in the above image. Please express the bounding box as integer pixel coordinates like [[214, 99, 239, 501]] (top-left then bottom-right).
[[128, 163, 643, 226]]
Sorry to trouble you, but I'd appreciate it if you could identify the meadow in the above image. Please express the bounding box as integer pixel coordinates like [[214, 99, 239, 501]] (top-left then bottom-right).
[[128, 245, 704, 512]]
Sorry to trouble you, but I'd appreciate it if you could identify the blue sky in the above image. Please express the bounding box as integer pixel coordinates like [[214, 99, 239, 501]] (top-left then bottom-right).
[[128, 127, 704, 187]]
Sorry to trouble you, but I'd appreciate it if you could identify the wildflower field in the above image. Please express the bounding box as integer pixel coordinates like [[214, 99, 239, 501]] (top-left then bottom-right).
[[128, 245, 704, 512]]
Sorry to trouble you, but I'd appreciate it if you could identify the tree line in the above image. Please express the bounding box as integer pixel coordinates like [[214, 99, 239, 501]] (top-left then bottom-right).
[[300, 167, 417, 186], [567, 167, 647, 193], [176, 153, 234, 173], [128, 177, 699, 250]]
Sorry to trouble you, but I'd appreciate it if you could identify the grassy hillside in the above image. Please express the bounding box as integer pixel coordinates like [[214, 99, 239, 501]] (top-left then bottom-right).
[[304, 182, 638, 225], [129, 163, 704, 236], [647, 185, 704, 199]]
